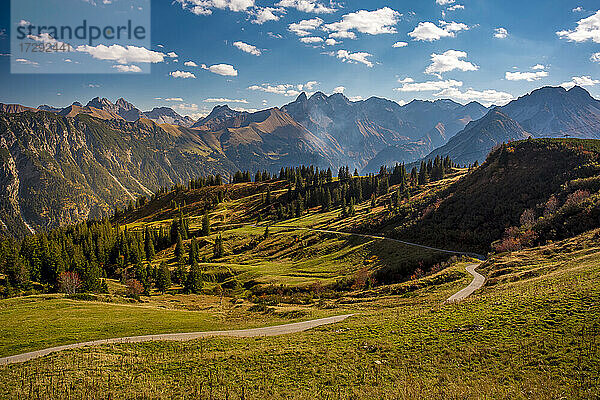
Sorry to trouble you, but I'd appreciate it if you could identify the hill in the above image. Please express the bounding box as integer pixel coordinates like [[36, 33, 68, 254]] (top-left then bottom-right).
[[419, 86, 600, 165], [393, 138, 600, 253]]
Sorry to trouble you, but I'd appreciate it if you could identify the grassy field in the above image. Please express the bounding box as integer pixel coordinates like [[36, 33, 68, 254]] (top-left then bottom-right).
[[1, 229, 599, 398], [0, 293, 339, 358]]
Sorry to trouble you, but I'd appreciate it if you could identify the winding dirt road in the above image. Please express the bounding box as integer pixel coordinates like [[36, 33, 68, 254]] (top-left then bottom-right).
[[0, 226, 485, 366], [0, 314, 353, 366], [445, 263, 486, 303]]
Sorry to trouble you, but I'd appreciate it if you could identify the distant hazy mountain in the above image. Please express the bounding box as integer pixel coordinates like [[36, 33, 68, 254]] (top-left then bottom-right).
[[143, 107, 195, 127], [424, 110, 531, 166], [500, 86, 600, 138], [281, 92, 487, 172], [192, 105, 248, 130], [37, 105, 63, 113], [85, 97, 145, 122], [420, 86, 600, 165]]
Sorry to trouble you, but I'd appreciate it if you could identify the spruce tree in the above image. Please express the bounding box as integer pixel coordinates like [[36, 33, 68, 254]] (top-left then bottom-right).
[[201, 211, 211, 236], [155, 262, 171, 293], [213, 235, 224, 258], [185, 260, 203, 294], [175, 233, 183, 262]]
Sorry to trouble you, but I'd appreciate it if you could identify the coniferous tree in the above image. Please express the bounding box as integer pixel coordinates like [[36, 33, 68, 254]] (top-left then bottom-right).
[[188, 238, 197, 265], [213, 235, 224, 258], [201, 211, 211, 237], [185, 260, 203, 294], [144, 228, 155, 262], [175, 233, 183, 262], [155, 262, 171, 293]]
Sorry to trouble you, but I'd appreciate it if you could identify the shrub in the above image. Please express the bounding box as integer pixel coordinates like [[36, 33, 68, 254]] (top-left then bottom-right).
[[58, 271, 82, 294], [126, 279, 144, 298]]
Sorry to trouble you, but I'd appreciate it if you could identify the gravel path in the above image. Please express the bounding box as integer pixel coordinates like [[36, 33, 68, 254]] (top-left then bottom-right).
[[445, 263, 486, 303], [0, 314, 353, 366], [0, 227, 486, 366]]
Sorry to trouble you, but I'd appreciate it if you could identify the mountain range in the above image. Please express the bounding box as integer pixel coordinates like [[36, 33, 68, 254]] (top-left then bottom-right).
[[0, 85, 599, 235], [424, 86, 600, 165]]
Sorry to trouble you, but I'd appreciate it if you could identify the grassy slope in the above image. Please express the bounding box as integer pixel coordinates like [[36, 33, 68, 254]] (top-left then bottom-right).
[[1, 229, 599, 398], [0, 294, 338, 358]]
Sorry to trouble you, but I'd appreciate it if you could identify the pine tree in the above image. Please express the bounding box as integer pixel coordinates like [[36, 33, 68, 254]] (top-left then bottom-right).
[[175, 233, 183, 262], [263, 226, 270, 240], [188, 238, 197, 265], [213, 235, 224, 258], [155, 262, 171, 293], [185, 260, 203, 294], [144, 228, 155, 262], [201, 211, 211, 236]]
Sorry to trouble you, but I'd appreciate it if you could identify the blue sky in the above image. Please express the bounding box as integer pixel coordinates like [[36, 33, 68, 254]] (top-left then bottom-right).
[[1, 0, 599, 119]]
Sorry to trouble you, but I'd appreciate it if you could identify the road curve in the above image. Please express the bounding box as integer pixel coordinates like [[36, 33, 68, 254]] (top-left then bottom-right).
[[0, 227, 486, 366], [445, 263, 485, 303], [0, 314, 353, 366], [260, 224, 486, 261]]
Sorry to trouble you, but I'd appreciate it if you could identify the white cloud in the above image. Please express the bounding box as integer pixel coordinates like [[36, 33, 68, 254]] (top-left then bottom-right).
[[435, 87, 514, 107], [349, 95, 364, 101], [336, 49, 374, 67], [435, 0, 454, 4], [397, 77, 414, 84], [531, 64, 545, 70], [573, 6, 583, 12], [233, 41, 261, 56], [184, 61, 198, 67], [505, 70, 548, 81], [323, 7, 401, 39], [165, 97, 184, 101], [300, 36, 324, 43], [289, 17, 323, 36], [275, 0, 336, 14], [18, 20, 31, 26], [170, 70, 196, 79], [113, 65, 142, 72], [447, 4, 464, 11], [76, 44, 165, 64], [408, 20, 469, 41], [173, 103, 200, 115], [325, 38, 339, 45], [328, 31, 356, 39], [27, 33, 65, 45], [425, 50, 478, 76], [15, 58, 39, 66], [557, 10, 600, 43], [176, 0, 254, 15], [333, 86, 345, 94], [560, 75, 600, 89], [395, 79, 463, 92], [248, 81, 318, 96], [201, 63, 238, 76], [250, 7, 283, 24], [167, 52, 179, 58], [592, 52, 600, 63], [392, 41, 408, 48], [494, 27, 508, 39], [204, 98, 249, 103]]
